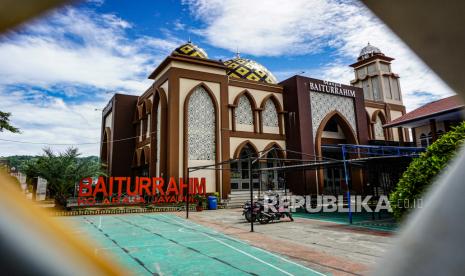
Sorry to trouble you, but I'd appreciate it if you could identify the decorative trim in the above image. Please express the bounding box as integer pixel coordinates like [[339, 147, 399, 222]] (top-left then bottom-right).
[[229, 78, 283, 93], [263, 142, 286, 158], [315, 110, 359, 158], [233, 140, 259, 159], [148, 54, 226, 80], [349, 54, 394, 68], [230, 131, 285, 140]]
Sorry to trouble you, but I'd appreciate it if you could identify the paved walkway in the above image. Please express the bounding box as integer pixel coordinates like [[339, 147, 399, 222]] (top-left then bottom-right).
[[182, 209, 395, 275]]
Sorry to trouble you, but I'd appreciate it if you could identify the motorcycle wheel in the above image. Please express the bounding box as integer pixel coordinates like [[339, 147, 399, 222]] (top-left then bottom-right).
[[245, 211, 256, 222], [257, 213, 270, 224]]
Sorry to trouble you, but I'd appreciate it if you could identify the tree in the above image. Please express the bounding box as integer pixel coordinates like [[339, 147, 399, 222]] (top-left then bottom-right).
[[390, 122, 465, 220], [24, 147, 103, 208], [0, 111, 20, 133]]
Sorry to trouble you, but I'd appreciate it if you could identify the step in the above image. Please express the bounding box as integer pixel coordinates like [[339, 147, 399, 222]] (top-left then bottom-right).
[[225, 190, 292, 208]]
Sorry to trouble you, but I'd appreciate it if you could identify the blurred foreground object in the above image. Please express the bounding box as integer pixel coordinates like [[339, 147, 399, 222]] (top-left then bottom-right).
[[0, 170, 125, 275], [0, 0, 68, 32], [363, 0, 465, 275], [0, 1, 122, 274]]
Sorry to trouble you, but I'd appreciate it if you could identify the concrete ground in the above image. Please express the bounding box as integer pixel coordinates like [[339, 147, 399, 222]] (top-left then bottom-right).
[[179, 208, 395, 276]]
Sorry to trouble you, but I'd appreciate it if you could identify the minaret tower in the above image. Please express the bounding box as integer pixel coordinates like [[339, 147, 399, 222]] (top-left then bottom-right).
[[350, 43, 408, 143]]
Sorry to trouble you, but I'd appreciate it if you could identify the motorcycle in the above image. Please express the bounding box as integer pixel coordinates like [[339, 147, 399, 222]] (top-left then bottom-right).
[[256, 194, 294, 224], [243, 197, 294, 224], [242, 200, 262, 222], [256, 204, 294, 224]]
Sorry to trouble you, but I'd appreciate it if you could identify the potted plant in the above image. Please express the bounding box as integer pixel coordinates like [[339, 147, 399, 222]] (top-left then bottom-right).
[[194, 194, 205, 211]]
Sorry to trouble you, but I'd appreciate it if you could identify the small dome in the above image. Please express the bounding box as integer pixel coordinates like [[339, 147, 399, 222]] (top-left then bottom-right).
[[223, 56, 277, 84], [358, 43, 383, 60], [172, 41, 208, 59]]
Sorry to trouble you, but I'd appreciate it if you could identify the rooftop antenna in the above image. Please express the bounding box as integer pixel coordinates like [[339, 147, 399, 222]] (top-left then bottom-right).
[[235, 47, 240, 58], [188, 36, 191, 43]]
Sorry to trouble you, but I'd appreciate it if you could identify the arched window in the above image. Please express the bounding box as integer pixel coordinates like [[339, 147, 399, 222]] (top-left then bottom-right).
[[235, 95, 253, 125], [323, 117, 339, 132], [230, 143, 258, 190], [374, 115, 385, 140], [262, 99, 279, 127], [263, 145, 285, 191], [187, 86, 216, 160]]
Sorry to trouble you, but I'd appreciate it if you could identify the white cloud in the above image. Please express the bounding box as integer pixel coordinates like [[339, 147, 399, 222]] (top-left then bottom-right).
[[173, 19, 186, 31], [0, 7, 180, 92], [0, 88, 104, 156], [0, 6, 181, 156], [184, 0, 455, 110]]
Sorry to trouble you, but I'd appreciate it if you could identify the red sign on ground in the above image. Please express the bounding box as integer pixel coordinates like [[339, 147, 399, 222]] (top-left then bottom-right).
[[78, 176, 206, 206]]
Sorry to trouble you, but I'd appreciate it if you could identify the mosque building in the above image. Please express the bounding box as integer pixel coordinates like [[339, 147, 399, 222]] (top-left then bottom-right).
[[100, 41, 408, 202]]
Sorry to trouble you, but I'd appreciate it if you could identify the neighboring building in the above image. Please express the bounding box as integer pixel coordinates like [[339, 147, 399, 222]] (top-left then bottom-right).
[[350, 43, 409, 144], [100, 41, 407, 199], [384, 95, 464, 147]]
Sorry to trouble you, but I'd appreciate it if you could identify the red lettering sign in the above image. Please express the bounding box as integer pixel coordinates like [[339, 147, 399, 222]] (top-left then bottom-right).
[[77, 176, 207, 206]]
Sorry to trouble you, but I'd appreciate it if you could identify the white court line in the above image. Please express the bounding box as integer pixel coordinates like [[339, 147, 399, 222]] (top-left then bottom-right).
[[200, 231, 295, 276], [158, 215, 294, 275], [159, 215, 321, 276], [95, 239, 227, 252], [163, 214, 326, 276]]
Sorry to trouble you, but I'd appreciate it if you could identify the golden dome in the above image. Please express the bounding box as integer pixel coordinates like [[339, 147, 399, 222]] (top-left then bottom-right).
[[172, 41, 208, 59], [224, 57, 277, 84]]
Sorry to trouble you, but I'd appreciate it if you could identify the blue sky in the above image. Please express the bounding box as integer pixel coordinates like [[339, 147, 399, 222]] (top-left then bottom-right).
[[0, 0, 454, 156]]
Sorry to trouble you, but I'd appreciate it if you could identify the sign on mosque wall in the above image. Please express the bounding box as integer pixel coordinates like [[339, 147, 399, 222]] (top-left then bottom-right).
[[309, 79, 356, 98]]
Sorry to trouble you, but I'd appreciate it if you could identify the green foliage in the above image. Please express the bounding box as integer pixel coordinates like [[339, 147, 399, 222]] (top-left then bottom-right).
[[0, 111, 20, 133], [5, 155, 35, 171], [23, 147, 104, 208], [193, 194, 206, 206], [390, 122, 465, 219]]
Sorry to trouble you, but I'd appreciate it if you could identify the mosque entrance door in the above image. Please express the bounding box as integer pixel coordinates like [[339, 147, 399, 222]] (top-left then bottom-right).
[[230, 143, 259, 191]]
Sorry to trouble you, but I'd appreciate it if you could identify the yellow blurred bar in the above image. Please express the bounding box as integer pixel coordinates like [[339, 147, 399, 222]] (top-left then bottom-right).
[[0, 170, 127, 275]]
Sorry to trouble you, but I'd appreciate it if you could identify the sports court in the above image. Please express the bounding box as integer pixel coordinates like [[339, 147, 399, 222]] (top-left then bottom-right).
[[60, 214, 326, 275]]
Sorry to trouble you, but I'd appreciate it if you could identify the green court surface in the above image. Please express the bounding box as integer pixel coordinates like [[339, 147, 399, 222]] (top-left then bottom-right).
[[60, 214, 326, 276], [293, 211, 398, 232]]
